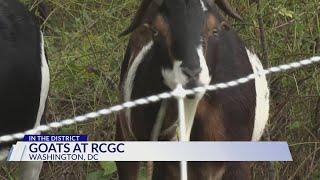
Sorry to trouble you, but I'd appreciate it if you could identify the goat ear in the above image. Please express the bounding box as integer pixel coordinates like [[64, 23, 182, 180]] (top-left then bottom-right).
[[119, 0, 163, 37], [206, 0, 243, 21], [38, 2, 49, 23], [31, 0, 49, 27], [119, 0, 152, 37]]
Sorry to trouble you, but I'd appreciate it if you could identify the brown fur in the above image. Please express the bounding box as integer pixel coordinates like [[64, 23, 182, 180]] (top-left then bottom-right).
[[193, 99, 227, 141], [128, 26, 154, 68], [153, 15, 175, 61]]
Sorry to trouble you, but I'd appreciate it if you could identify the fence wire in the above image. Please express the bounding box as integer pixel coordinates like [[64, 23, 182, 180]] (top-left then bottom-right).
[[0, 56, 319, 143]]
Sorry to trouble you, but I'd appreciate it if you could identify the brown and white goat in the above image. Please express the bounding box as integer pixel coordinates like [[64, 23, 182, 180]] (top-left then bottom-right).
[[116, 0, 269, 179]]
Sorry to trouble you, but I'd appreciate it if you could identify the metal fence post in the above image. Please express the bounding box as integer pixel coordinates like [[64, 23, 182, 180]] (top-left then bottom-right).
[[173, 84, 188, 180]]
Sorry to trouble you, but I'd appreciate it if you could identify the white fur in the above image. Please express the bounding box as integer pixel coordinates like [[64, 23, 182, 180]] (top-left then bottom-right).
[[181, 46, 211, 140], [200, 0, 208, 11], [197, 46, 212, 85], [246, 49, 270, 141], [162, 46, 211, 140], [35, 32, 50, 128], [124, 41, 154, 127], [152, 98, 202, 141], [184, 98, 201, 140], [162, 46, 211, 89], [151, 100, 167, 140], [162, 61, 188, 89]]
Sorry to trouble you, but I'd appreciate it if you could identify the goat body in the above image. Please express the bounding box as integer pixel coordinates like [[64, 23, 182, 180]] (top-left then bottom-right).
[[116, 0, 269, 180], [0, 0, 49, 179]]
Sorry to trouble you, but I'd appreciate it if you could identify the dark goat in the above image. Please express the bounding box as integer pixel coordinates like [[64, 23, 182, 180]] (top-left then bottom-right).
[[117, 0, 269, 179], [0, 0, 49, 179]]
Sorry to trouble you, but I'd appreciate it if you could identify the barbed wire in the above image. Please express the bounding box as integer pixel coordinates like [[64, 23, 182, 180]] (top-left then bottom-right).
[[0, 56, 319, 143]]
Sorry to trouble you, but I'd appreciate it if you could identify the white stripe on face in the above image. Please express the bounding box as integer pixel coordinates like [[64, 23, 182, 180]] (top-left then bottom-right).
[[162, 46, 211, 90], [246, 49, 270, 141], [182, 46, 210, 140]]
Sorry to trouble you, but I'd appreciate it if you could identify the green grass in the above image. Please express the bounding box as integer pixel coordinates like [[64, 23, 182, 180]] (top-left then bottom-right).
[[1, 0, 320, 179]]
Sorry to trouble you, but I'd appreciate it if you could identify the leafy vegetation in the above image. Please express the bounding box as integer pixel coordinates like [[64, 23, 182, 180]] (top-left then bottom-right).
[[1, 0, 319, 179]]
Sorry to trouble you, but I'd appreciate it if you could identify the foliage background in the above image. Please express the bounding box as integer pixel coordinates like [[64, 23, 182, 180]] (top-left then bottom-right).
[[0, 0, 319, 179]]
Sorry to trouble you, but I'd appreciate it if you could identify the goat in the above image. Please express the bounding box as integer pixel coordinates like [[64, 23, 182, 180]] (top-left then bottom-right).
[[116, 0, 269, 179], [0, 0, 49, 179]]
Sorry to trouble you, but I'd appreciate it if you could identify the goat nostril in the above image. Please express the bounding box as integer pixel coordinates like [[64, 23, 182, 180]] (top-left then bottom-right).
[[184, 79, 203, 89], [181, 67, 202, 78]]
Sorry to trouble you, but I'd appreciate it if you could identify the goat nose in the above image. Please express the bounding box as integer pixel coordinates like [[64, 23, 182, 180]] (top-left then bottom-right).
[[184, 80, 204, 99], [181, 67, 202, 78], [185, 80, 202, 89]]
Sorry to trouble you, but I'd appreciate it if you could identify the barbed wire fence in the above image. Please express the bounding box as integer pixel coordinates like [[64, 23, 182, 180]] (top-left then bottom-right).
[[0, 56, 319, 143]]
